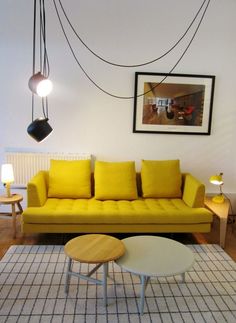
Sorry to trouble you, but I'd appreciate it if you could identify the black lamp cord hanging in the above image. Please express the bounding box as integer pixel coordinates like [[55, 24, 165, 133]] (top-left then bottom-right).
[[31, 0, 36, 122], [53, 0, 211, 99], [31, 0, 50, 122], [57, 0, 208, 68]]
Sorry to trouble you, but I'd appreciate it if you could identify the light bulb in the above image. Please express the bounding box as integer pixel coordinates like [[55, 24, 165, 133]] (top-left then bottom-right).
[[36, 78, 53, 97]]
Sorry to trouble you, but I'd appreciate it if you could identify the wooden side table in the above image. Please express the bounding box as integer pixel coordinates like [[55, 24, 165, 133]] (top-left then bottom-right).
[[204, 196, 230, 248], [64, 234, 125, 306], [0, 194, 23, 238]]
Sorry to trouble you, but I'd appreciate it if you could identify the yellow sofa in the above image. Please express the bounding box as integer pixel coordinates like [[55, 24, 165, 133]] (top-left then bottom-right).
[[21, 159, 213, 234]]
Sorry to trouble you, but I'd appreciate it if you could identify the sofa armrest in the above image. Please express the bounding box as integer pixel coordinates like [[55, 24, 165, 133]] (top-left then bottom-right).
[[27, 171, 48, 207], [182, 173, 205, 208]]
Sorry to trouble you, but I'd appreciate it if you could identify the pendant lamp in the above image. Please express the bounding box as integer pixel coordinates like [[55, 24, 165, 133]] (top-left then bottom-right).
[[28, 72, 53, 97], [27, 118, 53, 142], [27, 0, 53, 142]]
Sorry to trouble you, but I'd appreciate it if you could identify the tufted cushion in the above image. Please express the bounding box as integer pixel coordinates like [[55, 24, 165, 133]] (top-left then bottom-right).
[[141, 159, 182, 198], [48, 159, 91, 198], [94, 161, 138, 200], [22, 197, 213, 224]]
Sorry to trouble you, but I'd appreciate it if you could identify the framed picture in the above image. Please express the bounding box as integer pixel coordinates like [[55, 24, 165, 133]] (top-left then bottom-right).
[[133, 72, 215, 135]]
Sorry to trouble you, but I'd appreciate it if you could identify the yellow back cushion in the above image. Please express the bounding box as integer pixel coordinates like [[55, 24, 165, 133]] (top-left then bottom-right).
[[141, 159, 182, 198], [94, 161, 138, 200], [48, 159, 91, 198]]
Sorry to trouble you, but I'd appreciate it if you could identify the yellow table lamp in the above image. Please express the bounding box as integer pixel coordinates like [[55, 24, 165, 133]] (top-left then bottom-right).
[[1, 164, 14, 198], [209, 172, 224, 203]]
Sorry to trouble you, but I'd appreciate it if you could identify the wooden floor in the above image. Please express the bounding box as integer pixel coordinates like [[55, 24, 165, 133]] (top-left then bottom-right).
[[0, 213, 235, 261]]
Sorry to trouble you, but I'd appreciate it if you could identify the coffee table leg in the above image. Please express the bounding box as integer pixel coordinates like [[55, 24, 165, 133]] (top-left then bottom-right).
[[103, 262, 108, 306], [65, 258, 72, 293], [11, 203, 16, 239], [139, 275, 149, 315], [181, 272, 185, 283]]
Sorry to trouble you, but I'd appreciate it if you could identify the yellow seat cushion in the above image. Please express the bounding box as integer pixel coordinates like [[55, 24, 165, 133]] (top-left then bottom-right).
[[141, 160, 182, 198], [22, 197, 213, 224], [48, 159, 91, 198], [94, 161, 138, 200]]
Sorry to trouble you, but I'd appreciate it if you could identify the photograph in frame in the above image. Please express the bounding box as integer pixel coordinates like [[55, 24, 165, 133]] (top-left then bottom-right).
[[133, 72, 215, 135]]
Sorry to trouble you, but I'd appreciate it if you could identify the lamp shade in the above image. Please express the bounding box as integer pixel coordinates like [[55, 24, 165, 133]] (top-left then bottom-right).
[[209, 172, 224, 203], [27, 118, 53, 142], [1, 164, 14, 184], [209, 173, 223, 185], [28, 72, 53, 97]]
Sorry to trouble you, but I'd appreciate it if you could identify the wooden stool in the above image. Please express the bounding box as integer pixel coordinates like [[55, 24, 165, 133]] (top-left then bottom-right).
[[64, 234, 125, 306], [0, 194, 23, 238]]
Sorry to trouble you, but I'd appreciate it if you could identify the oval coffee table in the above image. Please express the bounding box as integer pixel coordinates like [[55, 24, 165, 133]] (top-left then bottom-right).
[[116, 235, 194, 315], [64, 234, 125, 306]]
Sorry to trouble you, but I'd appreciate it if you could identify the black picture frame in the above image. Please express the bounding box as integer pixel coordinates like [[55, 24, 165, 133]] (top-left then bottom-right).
[[133, 72, 215, 135]]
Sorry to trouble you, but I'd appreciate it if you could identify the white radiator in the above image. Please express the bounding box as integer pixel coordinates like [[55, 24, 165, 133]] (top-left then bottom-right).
[[5, 152, 91, 187]]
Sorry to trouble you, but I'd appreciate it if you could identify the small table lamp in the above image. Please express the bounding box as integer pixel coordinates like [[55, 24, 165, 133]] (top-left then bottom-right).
[[1, 164, 14, 198], [209, 172, 224, 203]]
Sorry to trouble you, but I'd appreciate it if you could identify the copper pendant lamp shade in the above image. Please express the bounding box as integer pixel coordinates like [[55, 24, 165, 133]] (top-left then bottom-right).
[[28, 72, 53, 97]]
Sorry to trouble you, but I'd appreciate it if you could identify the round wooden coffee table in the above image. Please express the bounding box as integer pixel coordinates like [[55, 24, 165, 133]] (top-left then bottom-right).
[[64, 234, 125, 306], [116, 236, 194, 314]]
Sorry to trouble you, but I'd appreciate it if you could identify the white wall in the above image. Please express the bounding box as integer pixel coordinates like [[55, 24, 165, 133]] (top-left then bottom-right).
[[1, 0, 236, 209]]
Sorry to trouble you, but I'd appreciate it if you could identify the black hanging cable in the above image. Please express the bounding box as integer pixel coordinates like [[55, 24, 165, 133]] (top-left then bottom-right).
[[42, 0, 47, 75], [57, 0, 207, 68], [32, 0, 36, 76], [141, 0, 211, 97], [53, 0, 211, 99], [40, 0, 50, 78], [42, 97, 48, 119], [31, 0, 37, 121], [39, 0, 43, 73], [30, 0, 51, 120], [43, 0, 50, 78], [31, 94, 35, 122], [40, 0, 50, 119], [160, 0, 211, 79], [45, 96, 49, 118], [147, 0, 211, 97]]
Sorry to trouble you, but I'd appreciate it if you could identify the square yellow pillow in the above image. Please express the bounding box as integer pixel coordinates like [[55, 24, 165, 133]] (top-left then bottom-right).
[[94, 161, 138, 200], [141, 159, 182, 198], [48, 159, 91, 198]]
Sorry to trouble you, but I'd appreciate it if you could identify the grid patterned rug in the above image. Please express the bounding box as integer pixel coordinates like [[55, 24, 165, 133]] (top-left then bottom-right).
[[0, 244, 235, 323]]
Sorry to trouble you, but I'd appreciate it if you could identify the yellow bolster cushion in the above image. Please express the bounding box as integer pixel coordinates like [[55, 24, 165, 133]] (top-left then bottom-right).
[[94, 161, 138, 200], [141, 159, 182, 198], [48, 159, 91, 198]]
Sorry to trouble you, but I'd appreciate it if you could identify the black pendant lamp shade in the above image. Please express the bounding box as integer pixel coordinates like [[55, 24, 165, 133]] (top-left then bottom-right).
[[27, 118, 53, 142]]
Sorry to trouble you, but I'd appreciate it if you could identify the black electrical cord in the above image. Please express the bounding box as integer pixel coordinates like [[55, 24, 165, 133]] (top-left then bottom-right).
[[31, 0, 37, 121], [40, 0, 50, 78], [31, 0, 50, 120], [53, 0, 211, 99], [42, 97, 49, 119], [31, 94, 35, 122], [57, 0, 208, 68], [32, 0, 36, 76]]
